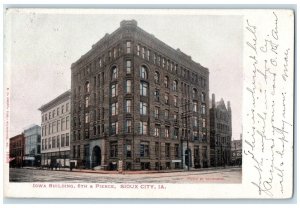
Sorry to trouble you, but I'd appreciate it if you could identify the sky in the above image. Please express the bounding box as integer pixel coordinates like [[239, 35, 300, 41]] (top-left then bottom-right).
[[5, 9, 243, 140]]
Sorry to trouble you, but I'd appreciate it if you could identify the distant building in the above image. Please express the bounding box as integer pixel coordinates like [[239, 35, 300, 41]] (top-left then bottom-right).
[[9, 134, 25, 168], [231, 134, 242, 166], [209, 94, 232, 167], [70, 20, 210, 170], [39, 90, 71, 167], [23, 125, 41, 166]]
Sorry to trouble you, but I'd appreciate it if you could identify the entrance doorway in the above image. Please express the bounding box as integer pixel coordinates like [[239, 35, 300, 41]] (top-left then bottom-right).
[[92, 146, 101, 168]]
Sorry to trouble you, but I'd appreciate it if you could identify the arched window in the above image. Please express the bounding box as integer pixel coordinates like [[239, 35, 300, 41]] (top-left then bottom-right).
[[173, 80, 178, 91], [154, 71, 160, 84], [85, 81, 90, 93], [111, 66, 118, 80], [201, 92, 206, 103], [164, 76, 169, 88], [192, 88, 197, 99], [140, 65, 148, 79]]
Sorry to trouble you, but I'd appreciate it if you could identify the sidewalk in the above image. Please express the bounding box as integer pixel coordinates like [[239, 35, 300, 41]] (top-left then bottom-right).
[[21, 166, 241, 175]]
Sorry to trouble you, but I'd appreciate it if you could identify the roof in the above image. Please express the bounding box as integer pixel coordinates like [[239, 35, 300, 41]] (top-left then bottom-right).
[[38, 90, 71, 112]]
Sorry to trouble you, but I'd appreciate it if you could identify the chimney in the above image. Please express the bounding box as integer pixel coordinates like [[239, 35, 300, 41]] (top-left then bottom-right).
[[212, 93, 215, 108]]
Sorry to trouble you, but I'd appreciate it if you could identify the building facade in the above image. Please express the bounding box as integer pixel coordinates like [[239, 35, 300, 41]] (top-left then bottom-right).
[[71, 20, 210, 170], [231, 135, 242, 166], [9, 134, 25, 168], [209, 94, 232, 167], [23, 125, 41, 166], [39, 90, 71, 167]]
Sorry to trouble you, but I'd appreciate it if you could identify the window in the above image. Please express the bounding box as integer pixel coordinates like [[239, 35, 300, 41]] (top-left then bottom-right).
[[167, 60, 170, 70], [147, 49, 150, 60], [85, 113, 89, 124], [56, 135, 60, 148], [52, 110, 55, 118], [61, 118, 65, 131], [125, 141, 132, 158], [201, 104, 206, 115], [126, 80, 132, 93], [164, 76, 169, 88], [57, 107, 59, 116], [111, 102, 118, 116], [113, 48, 117, 58], [126, 100, 132, 113], [165, 143, 170, 157], [137, 44, 140, 56], [140, 102, 147, 115], [126, 60, 132, 74], [85, 82, 90, 93], [142, 47, 145, 59], [193, 116, 198, 127], [111, 122, 119, 135], [66, 103, 69, 112], [164, 109, 169, 120], [162, 58, 165, 68], [174, 128, 179, 139], [110, 141, 118, 158], [52, 137, 56, 149], [61, 134, 65, 147], [154, 107, 159, 119], [202, 118, 206, 128], [140, 142, 149, 157], [126, 120, 132, 133], [153, 53, 156, 64], [154, 72, 159, 84], [140, 66, 148, 79], [164, 93, 169, 105], [139, 121, 148, 135], [99, 58, 102, 67], [140, 82, 148, 96], [193, 101, 198, 112], [174, 112, 179, 122], [154, 89, 160, 101], [193, 131, 198, 140], [154, 125, 160, 137], [192, 88, 197, 99], [57, 120, 60, 132], [49, 112, 51, 120], [111, 84, 118, 97], [173, 80, 178, 91], [165, 126, 170, 138], [85, 96, 89, 108], [66, 116, 69, 129], [126, 41, 131, 53], [111, 66, 118, 80], [174, 96, 178, 107], [52, 122, 56, 133], [201, 92, 206, 103], [158, 56, 161, 66]]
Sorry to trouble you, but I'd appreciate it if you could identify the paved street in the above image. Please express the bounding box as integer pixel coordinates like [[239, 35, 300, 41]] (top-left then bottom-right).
[[9, 167, 242, 183]]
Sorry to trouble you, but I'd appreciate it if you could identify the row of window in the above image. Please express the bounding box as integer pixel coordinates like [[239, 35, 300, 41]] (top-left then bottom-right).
[[42, 103, 70, 122], [41, 134, 70, 151], [135, 43, 206, 86], [73, 142, 208, 160], [41, 116, 70, 136]]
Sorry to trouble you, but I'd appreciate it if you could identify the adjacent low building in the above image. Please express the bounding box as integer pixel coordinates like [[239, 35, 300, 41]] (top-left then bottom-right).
[[9, 134, 25, 168], [209, 94, 232, 167], [23, 125, 41, 167], [39, 90, 71, 167], [231, 135, 242, 166]]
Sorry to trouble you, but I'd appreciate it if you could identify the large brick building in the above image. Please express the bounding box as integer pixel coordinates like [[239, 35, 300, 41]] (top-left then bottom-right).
[[71, 20, 210, 170], [209, 94, 232, 167], [9, 134, 25, 168]]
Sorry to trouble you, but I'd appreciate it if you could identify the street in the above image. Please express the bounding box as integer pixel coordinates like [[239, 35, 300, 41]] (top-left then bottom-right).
[[9, 167, 242, 183]]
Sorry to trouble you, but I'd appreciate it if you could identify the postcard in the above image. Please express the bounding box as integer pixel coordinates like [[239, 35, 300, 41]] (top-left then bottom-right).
[[3, 8, 294, 199]]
